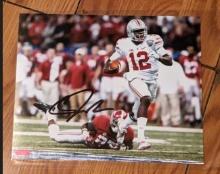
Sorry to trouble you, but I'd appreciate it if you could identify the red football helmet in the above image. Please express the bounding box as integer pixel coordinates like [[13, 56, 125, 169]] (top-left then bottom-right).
[[110, 110, 128, 133]]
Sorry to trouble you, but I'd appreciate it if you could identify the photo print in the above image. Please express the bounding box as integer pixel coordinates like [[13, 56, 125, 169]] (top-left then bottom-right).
[[12, 15, 203, 164]]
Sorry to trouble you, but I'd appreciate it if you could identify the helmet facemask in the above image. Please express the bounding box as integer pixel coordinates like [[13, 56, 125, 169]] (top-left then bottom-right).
[[132, 29, 147, 42]]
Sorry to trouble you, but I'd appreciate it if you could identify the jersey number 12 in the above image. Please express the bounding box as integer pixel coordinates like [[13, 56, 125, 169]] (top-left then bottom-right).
[[129, 51, 151, 70]]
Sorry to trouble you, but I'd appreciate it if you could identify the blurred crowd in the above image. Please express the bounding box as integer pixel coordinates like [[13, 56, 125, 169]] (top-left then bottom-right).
[[15, 15, 201, 127]]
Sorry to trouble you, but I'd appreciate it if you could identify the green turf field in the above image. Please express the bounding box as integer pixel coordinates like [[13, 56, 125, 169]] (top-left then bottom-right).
[[12, 117, 204, 163]]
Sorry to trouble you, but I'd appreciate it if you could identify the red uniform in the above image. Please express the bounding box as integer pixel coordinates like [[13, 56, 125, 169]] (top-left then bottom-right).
[[69, 60, 90, 89], [56, 52, 73, 69], [38, 60, 53, 81], [85, 115, 134, 149], [179, 55, 200, 79], [84, 54, 102, 89]]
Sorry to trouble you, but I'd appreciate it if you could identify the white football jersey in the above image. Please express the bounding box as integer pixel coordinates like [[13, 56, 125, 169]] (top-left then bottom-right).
[[110, 34, 169, 82], [16, 53, 33, 83]]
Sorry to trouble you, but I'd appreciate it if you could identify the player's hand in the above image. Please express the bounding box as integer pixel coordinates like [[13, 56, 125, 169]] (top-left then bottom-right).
[[82, 128, 90, 138], [103, 59, 119, 74], [95, 134, 108, 146]]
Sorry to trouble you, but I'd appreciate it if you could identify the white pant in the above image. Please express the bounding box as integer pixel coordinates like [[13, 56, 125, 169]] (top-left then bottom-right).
[[158, 93, 181, 126], [185, 78, 201, 120], [120, 82, 136, 103], [112, 77, 127, 101], [185, 78, 200, 98], [128, 78, 158, 100], [19, 76, 35, 99], [48, 124, 85, 144], [41, 80, 59, 105], [128, 78, 158, 119], [100, 76, 113, 100]]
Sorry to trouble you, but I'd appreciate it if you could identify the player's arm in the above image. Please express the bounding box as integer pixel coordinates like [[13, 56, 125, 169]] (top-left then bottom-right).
[[158, 53, 173, 66], [103, 40, 124, 74], [152, 35, 173, 66], [103, 52, 122, 74]]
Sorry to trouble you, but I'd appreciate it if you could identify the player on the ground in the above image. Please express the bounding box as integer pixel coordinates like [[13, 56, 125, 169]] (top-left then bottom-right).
[[104, 19, 172, 150], [34, 103, 134, 150]]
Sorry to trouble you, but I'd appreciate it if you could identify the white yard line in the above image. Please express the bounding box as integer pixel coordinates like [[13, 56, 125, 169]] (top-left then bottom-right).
[[14, 117, 203, 133], [14, 131, 49, 137], [14, 131, 170, 144]]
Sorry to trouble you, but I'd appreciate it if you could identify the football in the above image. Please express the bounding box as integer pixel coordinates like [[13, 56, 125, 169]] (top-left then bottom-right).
[[110, 60, 120, 69], [104, 60, 120, 74]]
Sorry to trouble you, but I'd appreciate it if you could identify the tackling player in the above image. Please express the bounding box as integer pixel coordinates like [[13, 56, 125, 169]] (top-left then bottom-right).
[[104, 19, 172, 150], [34, 103, 134, 150]]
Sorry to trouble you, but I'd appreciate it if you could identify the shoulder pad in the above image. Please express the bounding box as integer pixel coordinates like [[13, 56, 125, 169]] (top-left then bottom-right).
[[115, 37, 130, 52], [117, 37, 130, 45], [146, 34, 164, 48]]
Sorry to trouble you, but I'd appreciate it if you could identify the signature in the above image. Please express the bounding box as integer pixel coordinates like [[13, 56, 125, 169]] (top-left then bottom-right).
[[48, 89, 113, 122]]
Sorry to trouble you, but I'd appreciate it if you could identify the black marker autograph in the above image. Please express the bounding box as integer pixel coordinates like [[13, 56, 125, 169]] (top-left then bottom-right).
[[48, 89, 113, 122]]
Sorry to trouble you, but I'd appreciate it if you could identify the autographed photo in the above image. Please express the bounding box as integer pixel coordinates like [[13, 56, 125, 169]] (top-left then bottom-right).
[[12, 15, 203, 163]]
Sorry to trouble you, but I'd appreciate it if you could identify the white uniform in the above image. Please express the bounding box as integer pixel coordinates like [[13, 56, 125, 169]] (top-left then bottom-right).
[[110, 34, 169, 101], [16, 53, 34, 99]]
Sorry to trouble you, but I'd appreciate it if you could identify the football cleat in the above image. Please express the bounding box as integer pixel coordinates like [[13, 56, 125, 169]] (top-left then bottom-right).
[[33, 102, 51, 113], [137, 139, 151, 150]]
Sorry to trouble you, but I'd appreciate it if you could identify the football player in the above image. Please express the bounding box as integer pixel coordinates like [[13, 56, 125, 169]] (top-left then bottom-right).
[[104, 19, 172, 150], [34, 103, 134, 150], [178, 48, 201, 126]]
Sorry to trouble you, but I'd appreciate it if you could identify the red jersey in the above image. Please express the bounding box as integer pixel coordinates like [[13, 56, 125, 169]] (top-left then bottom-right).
[[56, 52, 73, 69], [69, 60, 89, 89], [38, 57, 63, 82], [84, 55, 101, 78], [38, 60, 53, 81], [179, 55, 200, 79], [61, 70, 71, 85], [92, 115, 134, 146]]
